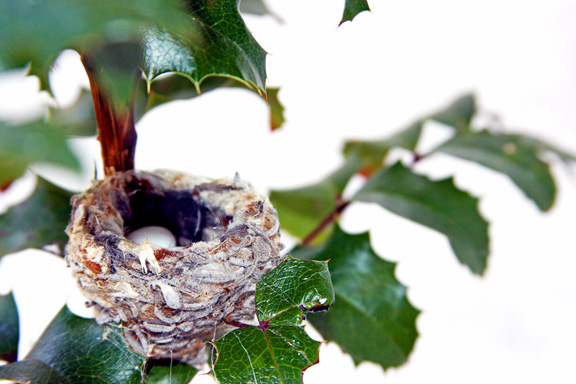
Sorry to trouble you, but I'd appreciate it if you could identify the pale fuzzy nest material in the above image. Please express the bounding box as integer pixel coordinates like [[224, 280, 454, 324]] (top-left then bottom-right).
[[65, 170, 283, 366]]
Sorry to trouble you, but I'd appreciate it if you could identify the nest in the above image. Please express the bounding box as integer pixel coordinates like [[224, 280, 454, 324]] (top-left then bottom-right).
[[64, 170, 283, 366]]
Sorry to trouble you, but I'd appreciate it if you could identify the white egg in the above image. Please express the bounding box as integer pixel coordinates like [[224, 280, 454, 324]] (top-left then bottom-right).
[[126, 226, 177, 248]]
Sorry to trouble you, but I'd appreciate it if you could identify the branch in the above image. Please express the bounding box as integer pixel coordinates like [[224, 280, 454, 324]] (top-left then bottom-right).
[[81, 55, 138, 176], [302, 201, 350, 246]]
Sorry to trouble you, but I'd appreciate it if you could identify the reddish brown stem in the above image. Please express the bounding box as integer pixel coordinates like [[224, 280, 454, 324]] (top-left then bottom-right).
[[302, 201, 350, 246], [82, 55, 137, 176]]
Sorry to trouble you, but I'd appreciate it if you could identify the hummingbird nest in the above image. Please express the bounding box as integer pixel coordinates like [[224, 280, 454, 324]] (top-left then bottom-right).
[[65, 170, 283, 366]]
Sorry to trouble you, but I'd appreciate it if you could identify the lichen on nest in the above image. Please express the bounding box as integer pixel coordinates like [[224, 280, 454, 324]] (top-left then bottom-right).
[[65, 170, 283, 366]]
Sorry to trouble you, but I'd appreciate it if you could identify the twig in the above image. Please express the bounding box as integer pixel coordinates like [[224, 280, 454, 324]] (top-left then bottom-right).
[[81, 55, 138, 175], [302, 201, 350, 246]]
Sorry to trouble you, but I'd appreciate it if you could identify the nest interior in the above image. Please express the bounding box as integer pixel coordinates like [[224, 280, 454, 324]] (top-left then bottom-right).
[[65, 170, 283, 366]]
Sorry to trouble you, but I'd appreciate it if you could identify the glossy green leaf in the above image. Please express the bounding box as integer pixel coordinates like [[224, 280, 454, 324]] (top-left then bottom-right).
[[0, 177, 74, 258], [353, 162, 489, 275], [0, 121, 81, 187], [291, 226, 420, 370], [0, 0, 191, 89], [428, 93, 476, 132], [0, 292, 19, 363], [210, 325, 320, 384], [143, 0, 267, 95], [22, 306, 145, 384], [437, 130, 560, 211], [270, 157, 361, 243], [145, 358, 198, 384], [256, 255, 334, 321], [340, 0, 371, 25], [210, 255, 333, 383], [343, 120, 424, 175], [0, 360, 71, 384]]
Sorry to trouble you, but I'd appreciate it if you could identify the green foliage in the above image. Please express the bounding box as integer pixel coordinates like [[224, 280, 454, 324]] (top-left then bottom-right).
[[0, 306, 146, 383], [143, 0, 267, 95], [145, 359, 198, 384], [341, 0, 371, 25], [1, 1, 575, 383], [0, 292, 19, 363], [0, 0, 190, 91], [210, 256, 334, 383], [0, 122, 81, 187], [292, 226, 419, 369], [269, 157, 361, 243], [0, 177, 73, 259], [256, 256, 334, 320], [436, 130, 557, 211], [353, 162, 489, 275]]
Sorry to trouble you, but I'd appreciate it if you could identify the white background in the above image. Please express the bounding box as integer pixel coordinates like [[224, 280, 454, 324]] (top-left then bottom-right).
[[1, 0, 576, 383]]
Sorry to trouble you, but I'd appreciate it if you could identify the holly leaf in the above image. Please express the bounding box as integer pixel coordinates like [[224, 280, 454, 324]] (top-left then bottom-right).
[[0, 0, 191, 90], [353, 162, 489, 275], [436, 130, 568, 211], [211, 325, 319, 384], [0, 292, 19, 363], [210, 256, 333, 384], [143, 0, 267, 96], [270, 157, 362, 244], [0, 177, 74, 259], [256, 255, 334, 321], [340, 0, 371, 25], [0, 306, 145, 384], [0, 360, 71, 384], [428, 93, 476, 133], [145, 358, 198, 384], [0, 121, 81, 187], [291, 226, 420, 370]]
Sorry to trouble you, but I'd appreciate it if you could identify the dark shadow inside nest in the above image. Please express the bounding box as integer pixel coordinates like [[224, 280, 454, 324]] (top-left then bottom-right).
[[120, 176, 233, 246]]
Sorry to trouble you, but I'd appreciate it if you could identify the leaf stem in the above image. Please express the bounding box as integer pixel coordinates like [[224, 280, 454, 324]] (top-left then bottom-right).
[[302, 201, 350, 246], [81, 55, 138, 176]]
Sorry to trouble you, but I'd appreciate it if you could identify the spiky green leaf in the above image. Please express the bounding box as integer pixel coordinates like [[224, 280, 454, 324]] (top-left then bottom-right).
[[291, 226, 420, 370], [437, 130, 563, 211], [353, 162, 489, 274]]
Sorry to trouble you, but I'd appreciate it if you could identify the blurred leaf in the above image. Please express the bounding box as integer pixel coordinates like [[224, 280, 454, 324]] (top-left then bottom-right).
[[0, 360, 71, 384], [22, 306, 145, 384], [0, 292, 19, 363], [267, 88, 285, 131], [240, 0, 275, 17], [143, 0, 267, 96], [211, 326, 319, 384], [48, 89, 97, 137], [428, 93, 476, 133], [0, 0, 191, 90], [145, 358, 198, 384], [0, 121, 81, 187], [270, 157, 361, 244], [343, 120, 424, 175], [340, 0, 371, 25], [353, 162, 489, 275], [436, 130, 560, 211], [0, 177, 73, 258], [291, 226, 420, 370], [256, 255, 334, 321]]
